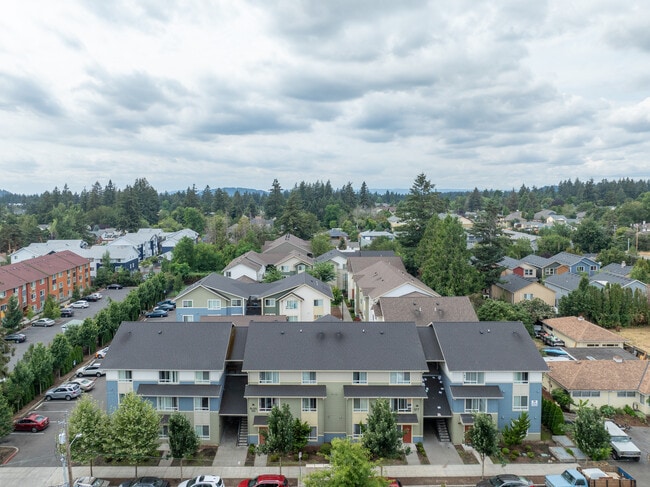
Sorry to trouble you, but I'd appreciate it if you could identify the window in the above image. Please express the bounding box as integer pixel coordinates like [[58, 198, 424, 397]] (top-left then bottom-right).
[[514, 372, 529, 384], [391, 398, 412, 412], [225, 271, 232, 277], [302, 398, 317, 412], [617, 391, 636, 398], [182, 300, 193, 308], [195, 371, 210, 383], [157, 397, 178, 411], [523, 293, 533, 300], [524, 269, 534, 277], [159, 371, 179, 383], [353, 372, 367, 384], [464, 398, 486, 413], [194, 397, 209, 411], [118, 370, 132, 382], [159, 425, 169, 438], [513, 395, 528, 411], [195, 424, 210, 439], [280, 265, 289, 272], [286, 299, 298, 310], [288, 316, 298, 322], [259, 397, 278, 412], [259, 371, 279, 384], [353, 423, 363, 438], [572, 390, 600, 398], [313, 299, 323, 307], [231, 299, 242, 307], [264, 298, 276, 307], [207, 299, 221, 310], [390, 372, 410, 385], [309, 426, 318, 441], [576, 266, 585, 272], [182, 315, 194, 322], [545, 268, 556, 276], [590, 265, 598, 271], [463, 372, 484, 385], [353, 398, 369, 412], [302, 371, 316, 384]]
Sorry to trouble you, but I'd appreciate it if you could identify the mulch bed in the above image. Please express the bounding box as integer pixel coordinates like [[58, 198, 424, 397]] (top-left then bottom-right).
[[170, 446, 218, 466]]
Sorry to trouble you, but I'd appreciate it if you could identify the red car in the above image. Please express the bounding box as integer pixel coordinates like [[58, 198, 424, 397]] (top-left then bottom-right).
[[14, 413, 49, 432], [388, 481, 403, 487], [237, 475, 288, 487]]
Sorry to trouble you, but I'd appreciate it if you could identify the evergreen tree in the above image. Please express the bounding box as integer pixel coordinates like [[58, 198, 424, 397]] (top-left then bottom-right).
[[265, 179, 285, 219], [2, 295, 23, 330], [359, 181, 371, 209], [0, 392, 13, 438], [472, 199, 508, 289]]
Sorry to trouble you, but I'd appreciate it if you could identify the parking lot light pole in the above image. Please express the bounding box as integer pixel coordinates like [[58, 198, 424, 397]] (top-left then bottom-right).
[[59, 422, 82, 487]]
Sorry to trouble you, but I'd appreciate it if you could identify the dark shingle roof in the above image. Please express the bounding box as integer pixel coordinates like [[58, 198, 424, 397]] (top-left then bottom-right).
[[544, 273, 582, 292], [521, 254, 553, 268], [417, 327, 444, 361], [600, 263, 631, 277], [137, 384, 221, 397], [433, 321, 548, 372], [499, 256, 521, 270], [102, 321, 233, 371], [343, 385, 428, 398], [245, 384, 327, 397], [243, 321, 427, 372], [449, 385, 504, 399], [494, 274, 537, 293]]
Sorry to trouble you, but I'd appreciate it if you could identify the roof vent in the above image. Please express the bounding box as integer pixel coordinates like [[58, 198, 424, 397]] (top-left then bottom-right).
[[613, 356, 623, 363], [280, 331, 285, 335], [158, 330, 162, 334], [362, 329, 366, 333], [578, 316, 584, 321], [380, 331, 384, 335], [318, 331, 324, 339]]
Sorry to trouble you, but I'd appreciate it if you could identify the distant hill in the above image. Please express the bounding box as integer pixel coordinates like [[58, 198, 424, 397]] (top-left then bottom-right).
[[0, 189, 11, 197], [370, 188, 469, 194], [221, 187, 267, 196]]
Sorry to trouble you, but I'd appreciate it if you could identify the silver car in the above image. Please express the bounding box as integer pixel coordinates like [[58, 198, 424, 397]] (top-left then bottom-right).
[[45, 383, 82, 401]]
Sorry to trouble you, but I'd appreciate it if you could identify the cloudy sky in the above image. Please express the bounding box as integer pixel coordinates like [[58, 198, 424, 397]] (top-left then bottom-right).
[[1, 1, 649, 196]]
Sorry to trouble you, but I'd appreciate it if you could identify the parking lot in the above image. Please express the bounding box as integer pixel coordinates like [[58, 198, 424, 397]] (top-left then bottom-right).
[[609, 425, 650, 485]]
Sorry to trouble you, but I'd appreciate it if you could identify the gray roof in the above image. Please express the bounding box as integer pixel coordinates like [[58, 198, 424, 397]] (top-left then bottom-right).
[[591, 272, 643, 289], [433, 321, 548, 372], [228, 326, 248, 361], [552, 251, 597, 266], [494, 273, 537, 293], [245, 384, 327, 397], [137, 384, 222, 397], [243, 321, 428, 372], [423, 375, 452, 418], [380, 296, 478, 325], [102, 321, 233, 371], [567, 347, 637, 361], [521, 254, 553, 268], [343, 385, 428, 398], [600, 262, 631, 277], [417, 327, 444, 361], [499, 256, 521, 270], [315, 249, 348, 264], [220, 375, 247, 415], [449, 385, 503, 399], [543, 273, 583, 292]]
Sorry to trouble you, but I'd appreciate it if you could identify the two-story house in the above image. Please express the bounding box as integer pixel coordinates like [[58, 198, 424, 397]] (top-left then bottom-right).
[[490, 274, 556, 307], [552, 251, 600, 276]]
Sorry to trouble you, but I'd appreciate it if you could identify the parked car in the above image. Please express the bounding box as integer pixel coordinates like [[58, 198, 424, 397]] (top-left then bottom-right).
[[67, 377, 96, 392], [476, 474, 533, 487], [157, 299, 176, 309], [71, 300, 89, 308], [14, 413, 49, 432], [82, 294, 99, 302], [45, 383, 82, 401], [60, 308, 75, 317], [604, 420, 641, 460], [154, 304, 175, 312], [32, 318, 55, 327], [76, 362, 105, 377], [95, 346, 109, 359], [388, 480, 403, 487], [237, 475, 288, 487], [73, 477, 111, 487], [107, 283, 124, 289], [119, 477, 170, 487], [5, 332, 27, 343], [145, 309, 168, 318], [179, 475, 224, 487]]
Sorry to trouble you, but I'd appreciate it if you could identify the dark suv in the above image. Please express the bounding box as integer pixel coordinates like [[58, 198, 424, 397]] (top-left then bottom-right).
[[60, 308, 74, 317]]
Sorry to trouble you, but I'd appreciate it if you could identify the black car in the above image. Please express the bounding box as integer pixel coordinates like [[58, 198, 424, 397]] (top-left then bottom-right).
[[60, 308, 74, 317], [82, 295, 99, 302], [119, 477, 170, 487], [475, 474, 533, 487], [5, 332, 27, 343], [107, 283, 123, 290]]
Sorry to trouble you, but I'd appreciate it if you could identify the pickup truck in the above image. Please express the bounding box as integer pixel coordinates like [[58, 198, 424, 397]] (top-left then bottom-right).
[[546, 468, 636, 487], [543, 334, 566, 347], [546, 469, 587, 487], [604, 420, 641, 461]]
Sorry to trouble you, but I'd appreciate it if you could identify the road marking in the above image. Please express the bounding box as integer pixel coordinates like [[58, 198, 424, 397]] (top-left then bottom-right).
[[11, 432, 46, 435]]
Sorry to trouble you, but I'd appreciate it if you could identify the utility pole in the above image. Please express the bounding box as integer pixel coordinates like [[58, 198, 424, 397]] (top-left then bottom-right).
[[58, 413, 82, 487]]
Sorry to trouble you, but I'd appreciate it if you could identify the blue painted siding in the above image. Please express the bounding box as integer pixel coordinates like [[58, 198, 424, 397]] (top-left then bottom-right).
[[106, 380, 119, 413]]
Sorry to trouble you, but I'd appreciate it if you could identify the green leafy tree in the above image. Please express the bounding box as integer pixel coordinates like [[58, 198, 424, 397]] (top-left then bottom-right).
[[172, 236, 197, 269], [477, 300, 533, 335], [551, 389, 573, 410], [472, 200, 509, 289], [258, 403, 295, 473], [362, 398, 402, 459], [168, 412, 200, 460], [0, 331, 13, 380], [573, 218, 611, 254], [23, 342, 54, 394], [69, 396, 110, 475], [468, 413, 499, 479], [50, 334, 72, 377], [0, 392, 13, 438], [108, 392, 161, 476], [183, 207, 205, 234], [311, 233, 333, 257], [418, 215, 482, 296], [597, 248, 629, 267], [95, 252, 114, 288], [2, 295, 23, 330], [630, 258, 650, 284], [307, 262, 336, 283], [537, 233, 571, 256], [263, 266, 285, 283], [366, 236, 400, 252], [501, 412, 531, 447], [304, 437, 387, 487], [42, 294, 61, 320], [574, 406, 611, 461], [506, 239, 534, 260]]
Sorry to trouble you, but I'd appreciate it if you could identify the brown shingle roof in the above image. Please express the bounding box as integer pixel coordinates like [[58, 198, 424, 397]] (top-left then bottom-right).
[[355, 261, 438, 298], [547, 360, 650, 393], [543, 316, 625, 343], [379, 296, 478, 325]]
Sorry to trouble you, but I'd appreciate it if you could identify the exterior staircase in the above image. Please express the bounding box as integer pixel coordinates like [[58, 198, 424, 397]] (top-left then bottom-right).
[[435, 418, 451, 442], [237, 417, 249, 446]]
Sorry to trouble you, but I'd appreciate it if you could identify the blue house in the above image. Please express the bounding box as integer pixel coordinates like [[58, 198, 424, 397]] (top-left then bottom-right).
[[552, 251, 600, 276]]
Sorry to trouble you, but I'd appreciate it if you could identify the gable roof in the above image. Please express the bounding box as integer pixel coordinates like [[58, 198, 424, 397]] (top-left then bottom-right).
[[433, 321, 548, 372], [542, 316, 625, 343], [599, 262, 632, 277], [543, 273, 583, 292], [493, 273, 538, 293], [222, 250, 266, 273], [590, 272, 645, 289], [355, 260, 438, 298], [262, 233, 311, 254], [521, 254, 555, 268], [547, 360, 650, 394], [379, 296, 478, 325], [552, 251, 597, 267], [499, 256, 521, 271], [102, 321, 233, 370], [347, 255, 406, 274], [243, 321, 427, 371]]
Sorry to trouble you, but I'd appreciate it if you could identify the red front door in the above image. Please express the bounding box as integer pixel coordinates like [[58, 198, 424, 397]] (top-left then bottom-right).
[[402, 425, 412, 443]]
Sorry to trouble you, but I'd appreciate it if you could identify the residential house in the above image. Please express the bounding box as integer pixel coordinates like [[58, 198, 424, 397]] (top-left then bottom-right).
[[223, 251, 267, 281], [76, 245, 140, 278], [499, 256, 522, 275], [431, 321, 548, 442], [327, 228, 349, 247], [109, 228, 163, 261], [174, 272, 333, 322], [551, 251, 600, 276], [519, 255, 567, 280], [10, 240, 89, 264], [376, 296, 479, 325], [541, 316, 626, 348], [590, 272, 648, 295], [103, 321, 234, 444], [345, 252, 405, 301], [358, 230, 396, 249], [314, 249, 350, 289], [262, 234, 312, 256], [160, 229, 200, 255], [543, 273, 583, 307], [242, 320, 429, 445], [599, 262, 633, 279], [490, 274, 556, 307], [534, 210, 556, 222]]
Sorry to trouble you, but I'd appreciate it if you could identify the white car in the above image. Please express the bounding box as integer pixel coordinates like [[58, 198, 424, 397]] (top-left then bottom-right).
[[178, 476, 224, 487], [95, 346, 109, 359], [76, 362, 105, 377], [71, 300, 89, 308], [32, 318, 55, 327], [67, 377, 96, 392]]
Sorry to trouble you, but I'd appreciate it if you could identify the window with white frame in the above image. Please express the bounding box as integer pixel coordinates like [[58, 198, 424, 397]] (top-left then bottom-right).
[[313, 299, 323, 306], [309, 426, 318, 441], [159, 370, 179, 383], [302, 371, 316, 384], [285, 299, 298, 310], [464, 398, 486, 413], [576, 266, 585, 272], [523, 293, 533, 300], [231, 299, 242, 307], [259, 371, 279, 384], [617, 391, 636, 398], [353, 372, 367, 384], [182, 300, 193, 307], [390, 371, 410, 384], [513, 372, 529, 384], [225, 271, 231, 277], [259, 397, 278, 412], [280, 265, 289, 272], [545, 268, 556, 276], [524, 269, 534, 277], [264, 298, 276, 307], [207, 299, 221, 310], [157, 396, 178, 411], [118, 370, 132, 382], [353, 398, 369, 412], [195, 371, 210, 383], [195, 424, 210, 439], [463, 372, 485, 385], [182, 315, 194, 322], [302, 398, 317, 412], [194, 397, 209, 411], [572, 390, 600, 397], [513, 395, 529, 411], [391, 398, 412, 412]]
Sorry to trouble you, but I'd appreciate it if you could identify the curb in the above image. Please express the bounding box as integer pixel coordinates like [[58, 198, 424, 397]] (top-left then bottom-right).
[[1, 446, 19, 465]]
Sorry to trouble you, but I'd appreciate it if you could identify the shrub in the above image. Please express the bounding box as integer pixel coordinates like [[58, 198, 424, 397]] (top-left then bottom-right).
[[599, 405, 617, 418], [552, 389, 573, 410], [248, 445, 256, 455], [527, 451, 534, 459], [501, 447, 510, 455], [319, 442, 332, 457]]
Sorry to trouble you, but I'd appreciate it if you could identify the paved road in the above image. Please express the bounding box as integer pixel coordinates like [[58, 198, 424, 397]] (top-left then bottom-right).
[[608, 425, 650, 486]]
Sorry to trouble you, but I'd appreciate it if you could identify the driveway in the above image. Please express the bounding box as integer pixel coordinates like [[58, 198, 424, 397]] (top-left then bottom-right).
[[609, 425, 650, 485]]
